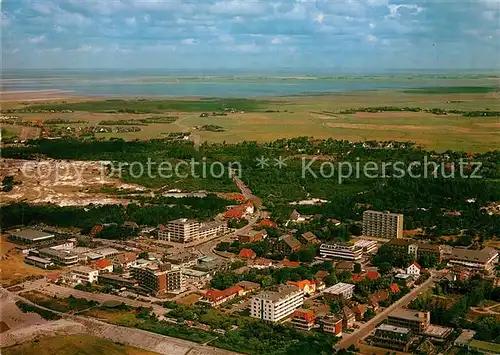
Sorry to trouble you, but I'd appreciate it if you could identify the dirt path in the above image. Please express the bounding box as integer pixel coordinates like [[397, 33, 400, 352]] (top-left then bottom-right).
[[174, 115, 201, 148]]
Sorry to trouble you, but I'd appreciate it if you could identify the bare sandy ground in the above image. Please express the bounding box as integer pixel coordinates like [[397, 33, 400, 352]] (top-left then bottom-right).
[[1, 158, 149, 206]]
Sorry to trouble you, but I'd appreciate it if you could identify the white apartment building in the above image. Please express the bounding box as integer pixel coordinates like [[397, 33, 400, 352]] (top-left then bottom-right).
[[70, 266, 99, 284], [323, 283, 355, 300], [362, 210, 403, 239], [158, 219, 200, 243], [319, 239, 377, 261], [250, 285, 304, 322], [158, 219, 227, 243]]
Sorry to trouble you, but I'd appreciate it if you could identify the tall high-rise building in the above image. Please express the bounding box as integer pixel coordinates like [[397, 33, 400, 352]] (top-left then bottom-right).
[[158, 219, 227, 243], [362, 210, 403, 239]]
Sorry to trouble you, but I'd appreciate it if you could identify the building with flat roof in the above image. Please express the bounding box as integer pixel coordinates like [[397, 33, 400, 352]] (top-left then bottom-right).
[[320, 239, 377, 261], [291, 309, 316, 331], [363, 210, 403, 239], [387, 308, 430, 333], [8, 228, 55, 244], [70, 266, 99, 284], [322, 314, 343, 336], [131, 262, 184, 295], [448, 247, 498, 273], [323, 282, 355, 300], [158, 219, 227, 243], [388, 238, 442, 262], [193, 259, 231, 275], [163, 252, 199, 268], [372, 324, 413, 352], [37, 247, 79, 266], [250, 285, 304, 322], [158, 218, 200, 243], [24, 255, 54, 269]]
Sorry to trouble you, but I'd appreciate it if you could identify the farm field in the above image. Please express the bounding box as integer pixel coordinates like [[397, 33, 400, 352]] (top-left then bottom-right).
[[1, 334, 160, 355], [2, 88, 499, 152]]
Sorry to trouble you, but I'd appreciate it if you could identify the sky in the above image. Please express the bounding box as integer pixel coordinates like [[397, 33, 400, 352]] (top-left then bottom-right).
[[1, 0, 499, 70]]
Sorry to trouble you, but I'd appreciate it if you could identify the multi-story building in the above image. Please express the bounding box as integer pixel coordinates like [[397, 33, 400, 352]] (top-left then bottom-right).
[[448, 247, 498, 273], [158, 219, 227, 243], [70, 266, 99, 284], [343, 306, 356, 329], [388, 239, 442, 263], [131, 262, 184, 295], [372, 324, 413, 352], [291, 309, 316, 331], [250, 285, 304, 322], [322, 314, 343, 336], [199, 221, 228, 240], [158, 218, 200, 243], [37, 247, 79, 266], [238, 230, 267, 244], [275, 235, 302, 255], [387, 308, 430, 334], [323, 282, 355, 300], [319, 239, 377, 261], [362, 210, 403, 239]]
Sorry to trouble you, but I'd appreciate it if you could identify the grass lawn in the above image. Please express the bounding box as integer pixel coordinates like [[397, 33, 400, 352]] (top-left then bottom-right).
[[1, 335, 159, 355], [20, 290, 98, 312]]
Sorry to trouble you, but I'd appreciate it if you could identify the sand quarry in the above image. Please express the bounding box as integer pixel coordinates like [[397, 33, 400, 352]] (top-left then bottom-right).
[[1, 159, 149, 206]]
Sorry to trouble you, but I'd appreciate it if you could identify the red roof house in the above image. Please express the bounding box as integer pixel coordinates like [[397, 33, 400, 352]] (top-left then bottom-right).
[[389, 283, 401, 294], [238, 248, 257, 259], [257, 219, 278, 228], [366, 270, 381, 280], [202, 285, 243, 307], [224, 209, 245, 219], [93, 259, 113, 272]]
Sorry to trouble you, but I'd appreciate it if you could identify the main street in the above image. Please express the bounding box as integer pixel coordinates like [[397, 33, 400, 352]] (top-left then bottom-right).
[[335, 274, 437, 350]]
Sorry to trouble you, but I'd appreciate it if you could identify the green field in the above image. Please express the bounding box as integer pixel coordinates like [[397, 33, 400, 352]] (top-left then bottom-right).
[[3, 88, 500, 152]]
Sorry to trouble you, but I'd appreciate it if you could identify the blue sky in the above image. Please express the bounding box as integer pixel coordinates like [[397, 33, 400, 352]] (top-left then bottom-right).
[[1, 0, 499, 70]]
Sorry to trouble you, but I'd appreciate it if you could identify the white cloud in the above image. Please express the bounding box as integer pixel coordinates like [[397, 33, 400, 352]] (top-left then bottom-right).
[[229, 44, 259, 53], [315, 13, 326, 24], [218, 35, 234, 43], [11, 48, 19, 53], [369, 23, 376, 29], [29, 34, 46, 44], [76, 44, 101, 52], [181, 38, 197, 45], [271, 36, 282, 44], [143, 14, 151, 22], [366, 34, 378, 42], [125, 17, 137, 26], [387, 4, 424, 19]]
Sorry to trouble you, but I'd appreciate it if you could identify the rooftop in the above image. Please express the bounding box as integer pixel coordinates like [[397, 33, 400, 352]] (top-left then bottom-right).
[[450, 247, 498, 263], [468, 339, 500, 354], [254, 285, 301, 302], [169, 218, 198, 225], [279, 235, 302, 249], [71, 265, 97, 274], [8, 228, 54, 241], [323, 282, 355, 295], [376, 324, 411, 334], [389, 308, 430, 322], [364, 210, 403, 217], [164, 251, 198, 262]]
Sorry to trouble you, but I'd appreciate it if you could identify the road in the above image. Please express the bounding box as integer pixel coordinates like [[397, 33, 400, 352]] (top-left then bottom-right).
[[335, 275, 436, 350], [199, 212, 262, 259]]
